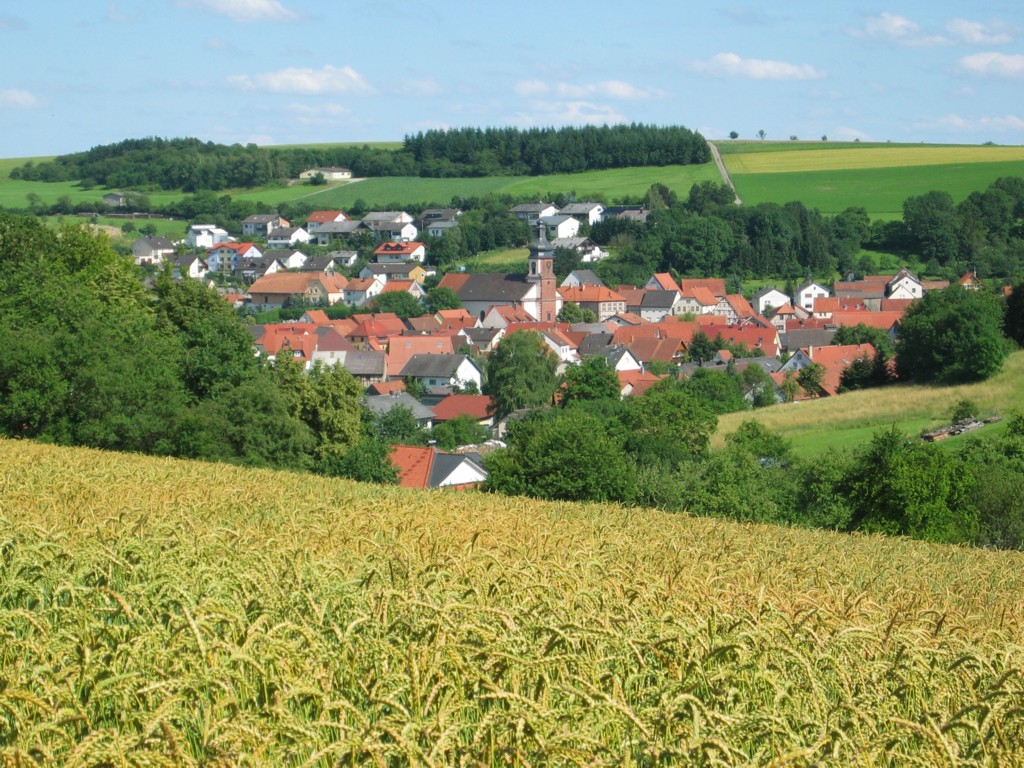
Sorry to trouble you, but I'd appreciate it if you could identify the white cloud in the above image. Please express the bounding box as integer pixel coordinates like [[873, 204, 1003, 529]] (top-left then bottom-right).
[[177, 0, 295, 22], [925, 113, 1024, 132], [0, 89, 39, 108], [947, 19, 1013, 46], [848, 12, 948, 46], [514, 79, 662, 99], [511, 101, 627, 127], [833, 126, 872, 142], [691, 52, 825, 80], [959, 52, 1024, 78], [228, 65, 372, 94]]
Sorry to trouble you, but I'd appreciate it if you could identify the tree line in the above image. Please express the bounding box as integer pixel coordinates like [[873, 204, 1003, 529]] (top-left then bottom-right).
[[8, 124, 710, 192], [585, 177, 1024, 287]]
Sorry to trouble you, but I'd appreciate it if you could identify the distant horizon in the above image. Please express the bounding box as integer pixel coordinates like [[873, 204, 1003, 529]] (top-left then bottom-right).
[[6, 132, 1023, 164]]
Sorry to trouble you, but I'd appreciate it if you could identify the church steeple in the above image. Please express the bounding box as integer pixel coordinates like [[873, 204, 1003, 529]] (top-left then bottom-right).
[[527, 222, 558, 322]]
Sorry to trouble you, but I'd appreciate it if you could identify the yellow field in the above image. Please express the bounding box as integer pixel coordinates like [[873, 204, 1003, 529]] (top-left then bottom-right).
[[2, 438, 1023, 764], [724, 145, 1024, 174]]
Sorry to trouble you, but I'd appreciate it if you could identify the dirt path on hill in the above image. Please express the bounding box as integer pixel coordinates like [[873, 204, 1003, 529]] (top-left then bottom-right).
[[707, 141, 742, 205]]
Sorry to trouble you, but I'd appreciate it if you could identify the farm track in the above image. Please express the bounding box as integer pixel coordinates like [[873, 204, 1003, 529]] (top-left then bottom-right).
[[707, 141, 741, 204]]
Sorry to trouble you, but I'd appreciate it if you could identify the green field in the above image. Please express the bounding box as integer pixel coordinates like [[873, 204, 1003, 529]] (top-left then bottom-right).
[[720, 143, 1024, 217], [5, 141, 1024, 220], [716, 349, 1024, 456], [2, 438, 1022, 764]]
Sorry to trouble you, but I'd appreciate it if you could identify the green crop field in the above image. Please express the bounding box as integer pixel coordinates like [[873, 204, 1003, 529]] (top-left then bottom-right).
[[720, 143, 1024, 218], [1, 438, 1023, 764], [716, 350, 1024, 456]]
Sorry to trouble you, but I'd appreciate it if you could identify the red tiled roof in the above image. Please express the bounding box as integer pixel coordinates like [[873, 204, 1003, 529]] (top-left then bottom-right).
[[386, 335, 454, 373], [306, 210, 346, 223], [687, 286, 719, 306], [390, 445, 435, 489], [367, 380, 406, 396], [431, 394, 494, 422], [618, 369, 667, 397], [559, 286, 626, 303], [374, 241, 425, 256], [679, 278, 726, 297], [808, 343, 875, 395], [649, 272, 680, 291]]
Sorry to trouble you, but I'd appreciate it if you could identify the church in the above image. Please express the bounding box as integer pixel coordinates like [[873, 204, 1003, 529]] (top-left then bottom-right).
[[438, 225, 562, 323]]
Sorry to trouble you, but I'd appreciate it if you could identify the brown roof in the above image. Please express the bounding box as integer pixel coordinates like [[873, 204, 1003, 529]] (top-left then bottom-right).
[[679, 278, 726, 297]]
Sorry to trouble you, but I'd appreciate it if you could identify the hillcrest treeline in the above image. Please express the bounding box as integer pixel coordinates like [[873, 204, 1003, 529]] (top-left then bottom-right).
[[9, 124, 710, 192]]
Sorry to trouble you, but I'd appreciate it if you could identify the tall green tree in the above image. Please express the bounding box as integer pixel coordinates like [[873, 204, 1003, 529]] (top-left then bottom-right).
[[484, 331, 558, 418], [896, 285, 1008, 383], [561, 356, 620, 405]]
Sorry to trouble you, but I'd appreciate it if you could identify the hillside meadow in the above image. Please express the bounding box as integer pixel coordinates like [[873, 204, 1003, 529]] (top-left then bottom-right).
[[1, 438, 1023, 764], [4, 141, 1022, 219], [716, 349, 1024, 457]]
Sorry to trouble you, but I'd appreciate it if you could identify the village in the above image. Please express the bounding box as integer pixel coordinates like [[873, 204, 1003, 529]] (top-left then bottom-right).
[[129, 198, 986, 489]]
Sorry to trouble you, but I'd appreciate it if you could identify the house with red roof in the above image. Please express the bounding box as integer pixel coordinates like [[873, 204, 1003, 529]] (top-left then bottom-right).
[[305, 210, 348, 232], [379, 279, 425, 299], [677, 286, 719, 315], [374, 241, 426, 263], [558, 285, 627, 321], [711, 294, 756, 323], [646, 273, 680, 292], [247, 272, 348, 310], [344, 277, 385, 307], [207, 242, 261, 273], [387, 335, 455, 374], [618, 370, 667, 398], [389, 445, 488, 490], [779, 343, 876, 396], [679, 278, 727, 298], [431, 394, 496, 428]]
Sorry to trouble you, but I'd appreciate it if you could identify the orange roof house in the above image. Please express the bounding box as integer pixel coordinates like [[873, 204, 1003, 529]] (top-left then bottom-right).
[[389, 445, 488, 490], [431, 394, 495, 425]]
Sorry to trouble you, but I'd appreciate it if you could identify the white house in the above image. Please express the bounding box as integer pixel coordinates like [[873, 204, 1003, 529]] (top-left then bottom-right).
[[267, 227, 310, 249], [241, 214, 287, 237], [206, 242, 262, 273], [132, 236, 175, 266], [559, 202, 604, 226], [186, 224, 230, 249], [343, 276, 385, 306], [887, 268, 924, 300], [539, 214, 581, 240], [551, 237, 608, 263], [794, 281, 830, 311], [264, 249, 308, 270], [298, 167, 352, 181], [169, 253, 209, 280], [374, 241, 426, 264], [752, 286, 791, 315], [399, 354, 483, 392], [305, 210, 348, 232], [509, 202, 558, 223]]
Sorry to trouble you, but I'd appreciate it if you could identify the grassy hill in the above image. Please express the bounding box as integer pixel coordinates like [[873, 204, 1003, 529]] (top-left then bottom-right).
[[1, 438, 1023, 764], [4, 140, 1022, 219], [718, 141, 1024, 218], [716, 349, 1024, 456]]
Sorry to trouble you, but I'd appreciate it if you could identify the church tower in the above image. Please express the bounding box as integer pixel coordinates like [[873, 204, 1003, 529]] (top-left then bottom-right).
[[527, 221, 558, 322]]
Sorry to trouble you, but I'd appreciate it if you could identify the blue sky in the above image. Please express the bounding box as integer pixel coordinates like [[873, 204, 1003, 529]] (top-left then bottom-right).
[[1, 1, 1022, 157]]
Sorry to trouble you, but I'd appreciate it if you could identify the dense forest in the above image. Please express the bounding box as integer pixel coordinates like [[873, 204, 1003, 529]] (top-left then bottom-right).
[[8, 124, 709, 191]]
